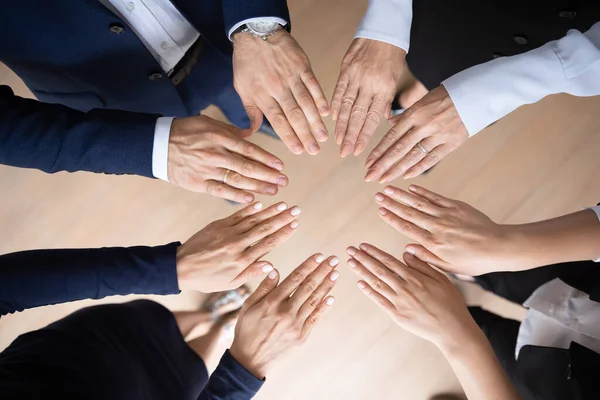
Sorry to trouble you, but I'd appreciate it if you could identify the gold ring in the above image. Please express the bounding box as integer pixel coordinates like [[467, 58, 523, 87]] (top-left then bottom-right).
[[222, 169, 232, 184], [416, 142, 429, 154]]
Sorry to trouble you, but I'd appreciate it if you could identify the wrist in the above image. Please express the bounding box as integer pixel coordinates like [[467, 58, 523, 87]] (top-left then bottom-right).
[[436, 318, 488, 359], [230, 343, 267, 379]]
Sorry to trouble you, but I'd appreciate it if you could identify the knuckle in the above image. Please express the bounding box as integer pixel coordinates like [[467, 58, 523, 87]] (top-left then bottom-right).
[[401, 222, 413, 232], [243, 142, 255, 156], [241, 162, 254, 176], [351, 106, 367, 117], [270, 113, 287, 127], [375, 266, 387, 276], [258, 223, 272, 235], [263, 236, 278, 250], [307, 293, 321, 308], [291, 271, 305, 284], [391, 142, 407, 156], [302, 279, 317, 293], [230, 172, 243, 185], [427, 151, 441, 162], [307, 314, 319, 327], [414, 200, 426, 210], [366, 110, 381, 124], [373, 279, 384, 292]]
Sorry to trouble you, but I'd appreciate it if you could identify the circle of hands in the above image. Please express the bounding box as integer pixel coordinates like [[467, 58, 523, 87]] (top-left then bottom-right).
[[172, 33, 503, 378]]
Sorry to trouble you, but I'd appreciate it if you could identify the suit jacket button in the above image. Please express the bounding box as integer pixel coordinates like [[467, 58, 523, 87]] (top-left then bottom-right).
[[109, 23, 125, 35], [149, 72, 164, 81], [513, 34, 528, 45], [558, 10, 576, 19]]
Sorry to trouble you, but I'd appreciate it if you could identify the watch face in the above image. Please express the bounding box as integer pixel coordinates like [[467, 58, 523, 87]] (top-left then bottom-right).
[[247, 20, 279, 34]]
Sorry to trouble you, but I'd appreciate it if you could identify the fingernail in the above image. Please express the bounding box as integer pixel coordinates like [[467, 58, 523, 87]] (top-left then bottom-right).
[[340, 144, 352, 157], [346, 246, 357, 256], [261, 263, 274, 273], [384, 186, 394, 195], [365, 170, 377, 182], [365, 158, 375, 168], [408, 185, 418, 192], [357, 281, 366, 289], [316, 254, 325, 263], [348, 259, 357, 268], [406, 247, 416, 255], [378, 208, 387, 215], [316, 130, 328, 141], [329, 257, 340, 266], [277, 176, 289, 186], [267, 185, 278, 194], [277, 202, 288, 211], [359, 243, 368, 251], [292, 144, 304, 154], [326, 297, 335, 306], [330, 271, 340, 281], [309, 143, 320, 154], [319, 106, 330, 115], [273, 160, 284, 171], [375, 193, 384, 202], [290, 220, 299, 229], [244, 194, 254, 203], [354, 143, 365, 156], [268, 270, 278, 279], [253, 202, 263, 210], [378, 176, 389, 184], [290, 206, 302, 216]]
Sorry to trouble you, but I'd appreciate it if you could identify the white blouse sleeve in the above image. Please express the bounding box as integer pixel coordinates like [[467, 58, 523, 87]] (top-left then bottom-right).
[[443, 21, 600, 136], [354, 0, 413, 53], [590, 205, 600, 262]]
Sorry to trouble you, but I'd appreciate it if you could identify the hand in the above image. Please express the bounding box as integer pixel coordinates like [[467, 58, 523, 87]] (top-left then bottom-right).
[[230, 253, 340, 378], [365, 86, 469, 182], [346, 243, 479, 351], [176, 201, 302, 292], [168, 116, 288, 203], [233, 29, 329, 155], [374, 185, 518, 275], [331, 38, 406, 157]]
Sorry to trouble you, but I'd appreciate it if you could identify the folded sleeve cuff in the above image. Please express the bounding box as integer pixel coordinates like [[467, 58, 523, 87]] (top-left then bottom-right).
[[590, 205, 600, 263], [152, 117, 173, 182], [355, 0, 413, 53]]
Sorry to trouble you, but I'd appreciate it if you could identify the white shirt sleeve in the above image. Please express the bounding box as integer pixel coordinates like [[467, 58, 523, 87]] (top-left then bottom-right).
[[228, 17, 289, 41], [354, 0, 413, 53], [152, 117, 173, 181], [443, 21, 600, 136], [591, 205, 600, 262]]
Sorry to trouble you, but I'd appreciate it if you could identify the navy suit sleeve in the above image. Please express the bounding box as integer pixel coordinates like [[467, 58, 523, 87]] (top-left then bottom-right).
[[221, 0, 290, 34], [0, 242, 181, 316], [197, 350, 264, 400], [0, 85, 159, 178]]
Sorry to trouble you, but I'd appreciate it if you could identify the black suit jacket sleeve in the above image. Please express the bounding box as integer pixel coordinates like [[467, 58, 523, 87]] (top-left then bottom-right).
[[0, 85, 160, 178], [0, 242, 181, 316]]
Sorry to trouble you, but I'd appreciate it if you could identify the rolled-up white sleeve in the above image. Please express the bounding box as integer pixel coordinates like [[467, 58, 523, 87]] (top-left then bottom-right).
[[443, 21, 600, 136], [355, 0, 413, 53], [590, 205, 600, 262], [152, 117, 173, 182]]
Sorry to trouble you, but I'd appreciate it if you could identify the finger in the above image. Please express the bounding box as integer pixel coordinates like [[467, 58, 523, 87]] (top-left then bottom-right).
[[346, 255, 398, 297], [301, 70, 330, 118], [377, 207, 431, 244], [214, 152, 288, 187], [346, 245, 403, 291], [356, 280, 397, 317], [216, 169, 279, 196], [380, 186, 442, 217], [235, 202, 289, 233], [340, 91, 372, 157], [264, 98, 304, 154], [290, 255, 340, 311], [405, 244, 450, 270], [243, 206, 302, 246], [403, 253, 447, 282], [244, 220, 299, 262], [407, 185, 456, 208], [301, 295, 336, 339], [297, 268, 339, 321], [240, 269, 280, 314], [378, 135, 445, 183], [403, 143, 455, 179], [221, 201, 266, 226], [334, 84, 359, 146], [364, 114, 412, 171], [277, 90, 320, 155], [221, 134, 286, 173], [231, 260, 276, 288], [331, 71, 349, 121], [241, 99, 264, 133], [354, 94, 391, 156], [203, 180, 255, 203], [271, 253, 324, 300], [292, 81, 328, 143], [374, 192, 436, 231], [358, 242, 439, 282]]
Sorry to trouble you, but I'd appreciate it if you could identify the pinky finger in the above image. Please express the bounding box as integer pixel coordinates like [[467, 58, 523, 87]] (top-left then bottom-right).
[[405, 244, 452, 271], [403, 144, 454, 179], [301, 296, 336, 338], [203, 180, 255, 203], [356, 280, 397, 317]]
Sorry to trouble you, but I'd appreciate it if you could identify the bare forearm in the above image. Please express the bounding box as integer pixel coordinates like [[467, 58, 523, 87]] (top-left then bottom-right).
[[505, 209, 600, 271], [441, 327, 519, 400]]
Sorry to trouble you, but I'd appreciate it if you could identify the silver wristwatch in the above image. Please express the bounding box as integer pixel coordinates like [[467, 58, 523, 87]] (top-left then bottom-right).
[[234, 20, 283, 41]]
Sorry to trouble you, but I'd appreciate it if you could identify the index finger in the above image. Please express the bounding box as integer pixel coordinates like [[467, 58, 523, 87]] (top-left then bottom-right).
[[263, 98, 305, 154], [223, 134, 285, 172], [301, 70, 330, 118], [270, 253, 324, 301], [354, 94, 392, 156], [292, 81, 328, 143], [216, 152, 288, 187]]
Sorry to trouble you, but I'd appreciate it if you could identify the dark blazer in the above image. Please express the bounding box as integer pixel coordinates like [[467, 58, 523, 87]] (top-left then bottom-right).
[[0, 0, 289, 177]]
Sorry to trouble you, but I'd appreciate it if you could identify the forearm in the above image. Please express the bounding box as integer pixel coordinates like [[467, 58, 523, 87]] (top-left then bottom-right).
[[441, 326, 519, 400], [0, 243, 180, 316], [504, 208, 600, 271]]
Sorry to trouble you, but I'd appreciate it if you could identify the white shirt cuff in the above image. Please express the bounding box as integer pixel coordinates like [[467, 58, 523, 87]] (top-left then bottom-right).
[[355, 0, 413, 53], [589, 205, 600, 262], [152, 117, 173, 182], [228, 17, 288, 41]]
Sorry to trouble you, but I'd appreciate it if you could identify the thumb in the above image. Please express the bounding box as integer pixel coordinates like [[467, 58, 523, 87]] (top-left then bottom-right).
[[239, 266, 280, 312], [243, 101, 264, 133]]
